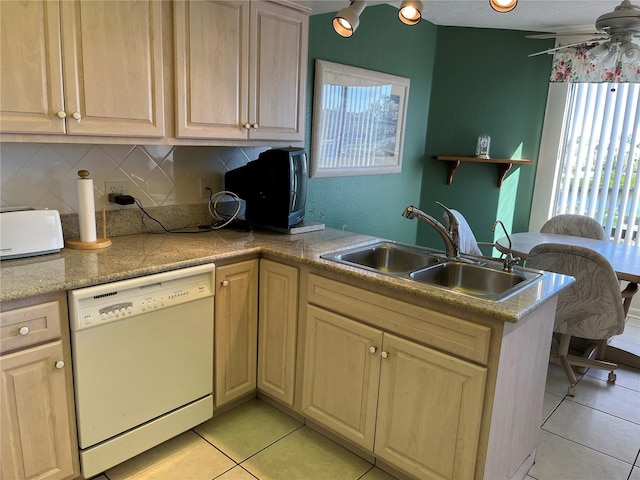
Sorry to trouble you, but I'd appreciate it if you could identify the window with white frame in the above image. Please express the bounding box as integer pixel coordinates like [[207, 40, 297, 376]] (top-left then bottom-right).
[[551, 83, 640, 246]]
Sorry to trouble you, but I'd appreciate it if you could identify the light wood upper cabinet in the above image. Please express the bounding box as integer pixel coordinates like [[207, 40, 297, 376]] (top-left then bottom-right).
[[248, 1, 308, 141], [0, 0, 164, 137], [214, 260, 259, 408], [174, 0, 308, 141], [257, 259, 299, 406], [0, 0, 65, 134], [174, 0, 249, 140]]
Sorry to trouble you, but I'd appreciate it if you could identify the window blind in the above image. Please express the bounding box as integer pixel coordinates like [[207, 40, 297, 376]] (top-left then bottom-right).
[[555, 83, 640, 246]]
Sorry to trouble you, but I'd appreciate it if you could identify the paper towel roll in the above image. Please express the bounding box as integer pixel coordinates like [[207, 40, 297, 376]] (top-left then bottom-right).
[[77, 170, 97, 243]]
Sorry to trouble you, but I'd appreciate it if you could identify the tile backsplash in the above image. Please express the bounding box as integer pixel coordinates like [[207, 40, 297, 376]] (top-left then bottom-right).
[[0, 143, 269, 214]]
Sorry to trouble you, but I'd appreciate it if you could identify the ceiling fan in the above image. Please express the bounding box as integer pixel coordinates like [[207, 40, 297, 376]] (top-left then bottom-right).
[[527, 0, 640, 60]]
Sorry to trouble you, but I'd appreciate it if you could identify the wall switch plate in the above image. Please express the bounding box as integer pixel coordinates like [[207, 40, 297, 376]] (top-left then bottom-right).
[[105, 181, 128, 196], [199, 177, 212, 199]]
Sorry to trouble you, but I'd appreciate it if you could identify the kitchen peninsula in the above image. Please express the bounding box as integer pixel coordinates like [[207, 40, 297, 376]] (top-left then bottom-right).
[[1, 227, 571, 480]]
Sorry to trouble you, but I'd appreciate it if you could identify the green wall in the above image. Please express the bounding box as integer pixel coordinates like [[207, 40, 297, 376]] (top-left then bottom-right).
[[418, 27, 553, 251], [306, 5, 437, 244], [307, 6, 553, 249]]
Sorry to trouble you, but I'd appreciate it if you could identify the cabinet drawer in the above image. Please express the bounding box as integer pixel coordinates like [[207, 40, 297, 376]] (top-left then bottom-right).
[[306, 274, 491, 365], [1, 301, 61, 353]]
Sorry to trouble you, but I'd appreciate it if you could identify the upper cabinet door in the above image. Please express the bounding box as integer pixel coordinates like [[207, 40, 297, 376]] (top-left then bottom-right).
[[60, 0, 164, 137], [0, 0, 66, 134], [174, 0, 308, 141], [249, 1, 308, 142], [174, 0, 250, 139]]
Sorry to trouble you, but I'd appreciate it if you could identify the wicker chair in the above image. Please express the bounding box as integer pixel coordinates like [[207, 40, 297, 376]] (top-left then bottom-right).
[[526, 243, 633, 396]]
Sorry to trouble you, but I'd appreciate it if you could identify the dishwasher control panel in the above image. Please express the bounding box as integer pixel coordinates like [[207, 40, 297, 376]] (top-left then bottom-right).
[[68, 264, 215, 331]]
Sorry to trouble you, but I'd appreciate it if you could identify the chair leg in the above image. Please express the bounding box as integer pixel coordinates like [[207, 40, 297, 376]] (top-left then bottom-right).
[[557, 334, 577, 396]]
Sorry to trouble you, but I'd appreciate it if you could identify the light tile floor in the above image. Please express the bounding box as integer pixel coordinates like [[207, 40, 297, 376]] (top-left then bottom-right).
[[92, 330, 640, 480]]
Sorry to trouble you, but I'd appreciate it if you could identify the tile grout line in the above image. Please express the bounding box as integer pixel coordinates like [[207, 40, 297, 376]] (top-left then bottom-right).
[[541, 429, 637, 470]]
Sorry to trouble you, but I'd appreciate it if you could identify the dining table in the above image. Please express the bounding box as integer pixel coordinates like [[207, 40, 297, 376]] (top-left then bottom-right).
[[495, 231, 640, 284]]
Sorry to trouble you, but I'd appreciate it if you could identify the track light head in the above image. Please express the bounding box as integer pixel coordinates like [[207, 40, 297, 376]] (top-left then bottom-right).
[[490, 0, 517, 13], [333, 0, 367, 37], [399, 0, 423, 25]]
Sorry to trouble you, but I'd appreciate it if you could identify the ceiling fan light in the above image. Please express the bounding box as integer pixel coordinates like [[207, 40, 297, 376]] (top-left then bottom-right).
[[399, 0, 423, 25], [620, 41, 640, 62], [588, 42, 611, 62], [489, 0, 517, 13], [333, 0, 367, 37]]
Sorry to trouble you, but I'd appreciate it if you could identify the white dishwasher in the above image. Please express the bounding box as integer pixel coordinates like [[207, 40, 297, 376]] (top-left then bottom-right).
[[68, 263, 215, 478]]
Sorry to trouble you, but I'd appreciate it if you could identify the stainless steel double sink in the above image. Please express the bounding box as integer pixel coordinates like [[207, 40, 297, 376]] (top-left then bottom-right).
[[321, 241, 543, 302]]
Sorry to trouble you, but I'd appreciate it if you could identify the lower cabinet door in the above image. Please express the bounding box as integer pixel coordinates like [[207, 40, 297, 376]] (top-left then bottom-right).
[[1, 341, 76, 480], [257, 259, 298, 406], [215, 260, 258, 408], [301, 305, 383, 450], [374, 333, 487, 480]]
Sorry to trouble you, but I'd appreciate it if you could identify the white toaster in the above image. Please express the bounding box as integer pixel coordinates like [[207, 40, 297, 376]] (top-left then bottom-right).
[[0, 208, 64, 259]]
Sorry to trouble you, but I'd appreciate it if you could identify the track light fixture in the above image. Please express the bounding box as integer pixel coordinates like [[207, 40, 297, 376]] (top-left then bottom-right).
[[490, 0, 518, 13], [333, 0, 367, 37], [399, 0, 423, 25]]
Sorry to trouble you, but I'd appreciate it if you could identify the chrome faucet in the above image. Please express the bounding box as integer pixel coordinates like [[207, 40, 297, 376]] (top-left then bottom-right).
[[402, 203, 460, 259], [491, 220, 520, 272]]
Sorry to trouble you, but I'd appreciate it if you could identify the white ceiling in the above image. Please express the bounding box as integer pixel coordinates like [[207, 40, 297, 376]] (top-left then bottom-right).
[[299, 0, 627, 34]]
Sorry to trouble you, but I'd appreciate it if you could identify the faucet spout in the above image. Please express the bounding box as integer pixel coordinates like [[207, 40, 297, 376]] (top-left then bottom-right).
[[491, 220, 520, 272], [402, 205, 459, 258]]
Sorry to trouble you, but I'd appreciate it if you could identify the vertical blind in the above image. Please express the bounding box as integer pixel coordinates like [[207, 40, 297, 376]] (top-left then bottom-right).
[[318, 83, 397, 168], [555, 82, 640, 246]]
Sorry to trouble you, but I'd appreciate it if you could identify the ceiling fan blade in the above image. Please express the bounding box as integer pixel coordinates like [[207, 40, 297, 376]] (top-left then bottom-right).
[[528, 39, 607, 57], [526, 31, 603, 39]]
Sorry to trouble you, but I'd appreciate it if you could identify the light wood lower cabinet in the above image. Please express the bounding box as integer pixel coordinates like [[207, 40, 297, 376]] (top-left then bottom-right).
[[0, 296, 78, 480], [301, 304, 486, 479], [214, 260, 259, 408], [301, 305, 382, 449], [257, 259, 299, 406], [374, 334, 486, 480]]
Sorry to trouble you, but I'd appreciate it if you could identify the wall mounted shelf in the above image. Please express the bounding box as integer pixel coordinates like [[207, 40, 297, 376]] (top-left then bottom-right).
[[434, 156, 534, 188]]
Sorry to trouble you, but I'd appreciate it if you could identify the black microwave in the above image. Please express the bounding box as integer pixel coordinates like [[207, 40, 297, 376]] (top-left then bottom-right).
[[224, 148, 308, 229]]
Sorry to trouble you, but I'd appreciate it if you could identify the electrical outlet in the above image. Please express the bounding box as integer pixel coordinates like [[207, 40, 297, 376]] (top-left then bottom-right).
[[105, 181, 128, 196], [199, 177, 212, 199]]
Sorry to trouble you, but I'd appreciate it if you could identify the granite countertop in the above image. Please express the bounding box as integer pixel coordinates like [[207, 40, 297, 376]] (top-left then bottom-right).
[[0, 227, 571, 322]]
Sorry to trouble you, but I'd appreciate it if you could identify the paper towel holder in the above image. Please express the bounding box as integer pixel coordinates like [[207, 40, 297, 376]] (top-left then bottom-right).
[[65, 170, 112, 250]]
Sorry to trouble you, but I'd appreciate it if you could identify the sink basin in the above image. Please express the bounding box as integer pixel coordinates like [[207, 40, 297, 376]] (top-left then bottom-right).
[[410, 262, 540, 300], [322, 241, 441, 273], [321, 241, 543, 301]]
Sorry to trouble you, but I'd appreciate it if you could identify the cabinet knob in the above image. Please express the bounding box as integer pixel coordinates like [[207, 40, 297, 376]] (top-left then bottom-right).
[[55, 361, 65, 369], [19, 326, 29, 336], [251, 123, 259, 129], [369, 346, 377, 354], [221, 280, 229, 287], [56, 110, 66, 119], [243, 123, 251, 130], [381, 351, 389, 359], [72, 111, 82, 121]]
